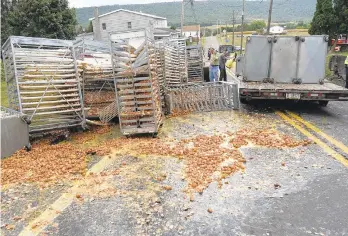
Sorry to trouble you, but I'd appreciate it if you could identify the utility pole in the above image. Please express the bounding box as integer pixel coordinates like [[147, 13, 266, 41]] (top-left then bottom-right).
[[232, 10, 235, 46], [266, 0, 273, 34], [240, 0, 245, 54], [181, 0, 184, 36], [225, 22, 228, 43]]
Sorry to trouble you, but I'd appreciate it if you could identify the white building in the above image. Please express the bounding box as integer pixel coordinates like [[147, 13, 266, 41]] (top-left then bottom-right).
[[89, 9, 168, 41], [182, 25, 201, 39]]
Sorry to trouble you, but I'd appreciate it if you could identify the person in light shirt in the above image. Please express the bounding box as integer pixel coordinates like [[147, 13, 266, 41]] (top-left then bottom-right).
[[209, 48, 219, 82]]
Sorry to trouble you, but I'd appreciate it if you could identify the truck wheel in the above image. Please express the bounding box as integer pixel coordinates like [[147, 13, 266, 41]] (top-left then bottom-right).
[[318, 101, 329, 107], [240, 98, 248, 104]]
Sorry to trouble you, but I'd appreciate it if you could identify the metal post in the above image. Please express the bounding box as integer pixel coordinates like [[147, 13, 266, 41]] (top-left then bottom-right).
[[181, 0, 184, 37], [10, 39, 23, 112], [94, 7, 101, 41], [225, 22, 228, 43], [240, 0, 245, 54], [232, 83, 240, 110], [266, 0, 273, 35], [232, 10, 235, 46]]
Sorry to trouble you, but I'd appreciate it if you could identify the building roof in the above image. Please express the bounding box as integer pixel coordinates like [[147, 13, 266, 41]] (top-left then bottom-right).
[[154, 28, 179, 37], [89, 9, 167, 21], [182, 25, 200, 32]]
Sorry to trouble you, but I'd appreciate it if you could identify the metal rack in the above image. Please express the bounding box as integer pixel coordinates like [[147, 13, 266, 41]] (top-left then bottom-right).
[[186, 45, 204, 83], [73, 39, 117, 122], [165, 82, 240, 113], [2, 36, 86, 133], [154, 41, 166, 107], [110, 28, 162, 136], [163, 38, 188, 85]]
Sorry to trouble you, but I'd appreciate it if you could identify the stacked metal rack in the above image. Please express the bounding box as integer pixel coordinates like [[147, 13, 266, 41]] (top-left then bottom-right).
[[110, 28, 162, 136], [154, 41, 166, 106], [73, 39, 117, 122], [165, 82, 240, 113], [186, 45, 204, 82], [163, 38, 188, 85], [2, 36, 86, 133]]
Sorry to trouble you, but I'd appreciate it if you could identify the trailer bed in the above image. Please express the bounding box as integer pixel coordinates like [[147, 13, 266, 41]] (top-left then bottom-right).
[[230, 73, 348, 101]]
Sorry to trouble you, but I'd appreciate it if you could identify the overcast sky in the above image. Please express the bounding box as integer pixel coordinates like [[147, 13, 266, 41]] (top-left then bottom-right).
[[69, 0, 180, 8]]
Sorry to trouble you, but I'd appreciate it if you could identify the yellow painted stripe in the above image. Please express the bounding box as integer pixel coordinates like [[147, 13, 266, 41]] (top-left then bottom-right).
[[287, 111, 348, 155], [276, 111, 348, 168], [19, 154, 116, 236]]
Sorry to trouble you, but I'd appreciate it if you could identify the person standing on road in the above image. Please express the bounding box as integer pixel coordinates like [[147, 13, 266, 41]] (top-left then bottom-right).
[[219, 50, 228, 81], [209, 48, 219, 82], [345, 56, 348, 89]]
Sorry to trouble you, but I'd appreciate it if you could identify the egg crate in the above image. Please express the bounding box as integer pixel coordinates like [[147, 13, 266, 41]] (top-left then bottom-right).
[[164, 82, 240, 114], [110, 28, 162, 136], [2, 36, 86, 133], [73, 39, 117, 122], [186, 45, 204, 83]]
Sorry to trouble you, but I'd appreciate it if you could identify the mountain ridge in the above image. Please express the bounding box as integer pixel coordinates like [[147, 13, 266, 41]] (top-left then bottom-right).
[[75, 0, 316, 27]]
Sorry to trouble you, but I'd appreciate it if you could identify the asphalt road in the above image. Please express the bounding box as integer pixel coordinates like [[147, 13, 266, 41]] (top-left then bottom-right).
[[1, 36, 348, 236]]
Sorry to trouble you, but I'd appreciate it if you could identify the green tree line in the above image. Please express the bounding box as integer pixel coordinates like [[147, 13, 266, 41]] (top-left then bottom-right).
[[1, 0, 78, 45], [309, 0, 348, 42]]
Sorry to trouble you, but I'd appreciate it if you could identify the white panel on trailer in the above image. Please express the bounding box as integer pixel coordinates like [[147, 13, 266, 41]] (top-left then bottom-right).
[[243, 36, 272, 82], [270, 36, 298, 83], [297, 36, 328, 84]]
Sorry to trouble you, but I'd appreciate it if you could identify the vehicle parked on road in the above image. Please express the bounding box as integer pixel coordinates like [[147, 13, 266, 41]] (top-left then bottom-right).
[[233, 35, 348, 106]]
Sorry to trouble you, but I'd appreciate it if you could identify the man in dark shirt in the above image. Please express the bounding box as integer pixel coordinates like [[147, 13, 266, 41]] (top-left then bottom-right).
[[219, 50, 228, 81]]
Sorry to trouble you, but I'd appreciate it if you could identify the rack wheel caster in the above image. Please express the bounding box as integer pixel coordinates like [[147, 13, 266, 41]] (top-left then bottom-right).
[[25, 143, 32, 152], [152, 132, 158, 138]]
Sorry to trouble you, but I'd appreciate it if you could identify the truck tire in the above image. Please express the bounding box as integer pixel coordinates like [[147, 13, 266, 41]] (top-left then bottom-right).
[[240, 98, 248, 104], [318, 101, 329, 107]]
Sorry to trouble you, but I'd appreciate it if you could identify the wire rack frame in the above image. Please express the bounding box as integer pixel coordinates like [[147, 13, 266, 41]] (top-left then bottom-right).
[[164, 82, 240, 113], [110, 27, 162, 136], [186, 45, 204, 83], [73, 38, 117, 122], [1, 36, 86, 133]]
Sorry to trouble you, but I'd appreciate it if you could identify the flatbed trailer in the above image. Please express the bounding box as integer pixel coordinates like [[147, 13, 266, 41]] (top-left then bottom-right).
[[237, 78, 348, 104], [228, 70, 348, 105]]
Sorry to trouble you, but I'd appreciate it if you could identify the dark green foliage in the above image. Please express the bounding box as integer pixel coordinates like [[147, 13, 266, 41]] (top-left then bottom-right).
[[248, 20, 266, 31], [75, 0, 316, 28], [309, 0, 348, 40], [333, 0, 348, 33], [4, 0, 77, 42], [309, 0, 337, 39], [86, 21, 93, 33], [1, 0, 17, 45]]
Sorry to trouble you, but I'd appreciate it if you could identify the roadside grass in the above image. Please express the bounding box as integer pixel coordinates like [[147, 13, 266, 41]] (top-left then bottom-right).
[[326, 51, 348, 77], [1, 79, 8, 107]]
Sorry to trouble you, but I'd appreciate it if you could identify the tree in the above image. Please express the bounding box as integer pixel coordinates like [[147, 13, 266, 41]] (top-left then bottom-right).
[[7, 0, 77, 40], [170, 26, 177, 30], [309, 0, 338, 40], [86, 21, 93, 33], [248, 20, 266, 31], [333, 0, 348, 33], [1, 0, 18, 45]]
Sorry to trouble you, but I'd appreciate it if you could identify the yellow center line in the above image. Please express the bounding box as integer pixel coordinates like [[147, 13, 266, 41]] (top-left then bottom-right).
[[287, 111, 348, 155], [276, 111, 348, 168], [19, 154, 117, 236]]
